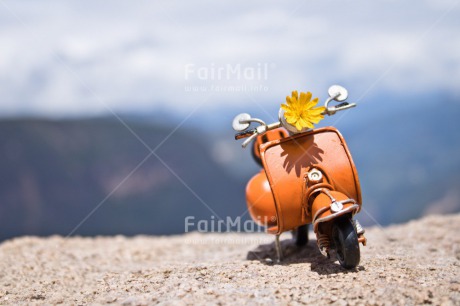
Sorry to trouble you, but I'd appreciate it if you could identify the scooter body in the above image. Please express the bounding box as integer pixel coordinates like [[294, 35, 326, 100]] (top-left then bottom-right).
[[234, 86, 366, 269], [247, 126, 361, 230]]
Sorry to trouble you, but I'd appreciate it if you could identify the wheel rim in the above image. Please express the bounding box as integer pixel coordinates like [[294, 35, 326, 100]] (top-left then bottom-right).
[[332, 218, 360, 269]]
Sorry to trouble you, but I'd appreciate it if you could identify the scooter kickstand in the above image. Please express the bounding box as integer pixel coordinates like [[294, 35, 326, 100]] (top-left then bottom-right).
[[275, 234, 283, 263]]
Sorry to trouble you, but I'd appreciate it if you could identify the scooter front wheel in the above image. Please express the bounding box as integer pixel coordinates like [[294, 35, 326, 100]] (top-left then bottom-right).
[[332, 218, 360, 269]]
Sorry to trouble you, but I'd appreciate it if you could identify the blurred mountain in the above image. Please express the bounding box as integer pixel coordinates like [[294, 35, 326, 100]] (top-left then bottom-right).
[[0, 94, 459, 240], [0, 118, 248, 240], [343, 97, 460, 224]]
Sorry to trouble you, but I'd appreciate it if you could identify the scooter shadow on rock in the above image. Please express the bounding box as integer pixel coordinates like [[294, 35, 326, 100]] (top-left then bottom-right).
[[246, 237, 364, 275]]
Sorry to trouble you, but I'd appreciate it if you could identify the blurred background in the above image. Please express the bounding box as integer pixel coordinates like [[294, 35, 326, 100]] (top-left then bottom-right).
[[0, 0, 459, 240]]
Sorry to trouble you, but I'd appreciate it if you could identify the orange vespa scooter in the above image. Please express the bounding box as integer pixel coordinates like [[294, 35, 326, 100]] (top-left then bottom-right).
[[233, 85, 366, 269]]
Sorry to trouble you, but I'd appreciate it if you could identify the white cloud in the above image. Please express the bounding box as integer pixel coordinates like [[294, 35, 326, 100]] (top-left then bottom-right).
[[0, 0, 459, 117]]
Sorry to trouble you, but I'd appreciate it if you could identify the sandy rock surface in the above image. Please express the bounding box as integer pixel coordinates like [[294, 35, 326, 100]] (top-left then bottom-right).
[[0, 214, 459, 305]]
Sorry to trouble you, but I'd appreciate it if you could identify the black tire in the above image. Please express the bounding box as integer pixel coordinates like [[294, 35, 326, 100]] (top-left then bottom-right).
[[294, 224, 309, 246], [332, 218, 360, 269]]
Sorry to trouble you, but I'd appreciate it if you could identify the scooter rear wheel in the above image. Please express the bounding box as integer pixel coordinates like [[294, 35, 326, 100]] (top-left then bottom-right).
[[293, 224, 309, 246], [332, 218, 360, 269]]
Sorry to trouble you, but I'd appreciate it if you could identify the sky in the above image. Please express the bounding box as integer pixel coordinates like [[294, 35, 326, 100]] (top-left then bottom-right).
[[0, 0, 459, 118]]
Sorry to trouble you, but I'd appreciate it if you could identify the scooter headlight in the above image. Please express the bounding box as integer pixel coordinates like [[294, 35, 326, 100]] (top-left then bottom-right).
[[307, 168, 323, 183]]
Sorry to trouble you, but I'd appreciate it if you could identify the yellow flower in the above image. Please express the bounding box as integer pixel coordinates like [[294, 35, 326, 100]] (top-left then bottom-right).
[[281, 90, 326, 131]]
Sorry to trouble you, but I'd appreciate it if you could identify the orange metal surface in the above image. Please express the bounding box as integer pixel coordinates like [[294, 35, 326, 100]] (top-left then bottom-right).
[[310, 191, 359, 232], [245, 170, 277, 227], [252, 128, 289, 164], [255, 127, 362, 234]]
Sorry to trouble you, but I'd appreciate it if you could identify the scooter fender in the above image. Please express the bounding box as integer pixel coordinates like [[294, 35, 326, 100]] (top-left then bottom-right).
[[246, 170, 277, 227], [311, 190, 360, 233]]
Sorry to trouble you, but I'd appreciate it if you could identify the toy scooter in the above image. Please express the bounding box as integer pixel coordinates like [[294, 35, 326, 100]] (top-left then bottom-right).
[[232, 85, 366, 269]]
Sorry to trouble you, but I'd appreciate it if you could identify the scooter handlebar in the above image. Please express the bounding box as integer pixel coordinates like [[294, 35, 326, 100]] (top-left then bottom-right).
[[235, 121, 282, 148], [235, 128, 257, 140], [325, 101, 357, 116]]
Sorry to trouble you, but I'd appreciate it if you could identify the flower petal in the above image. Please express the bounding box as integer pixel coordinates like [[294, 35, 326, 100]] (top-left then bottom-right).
[[295, 121, 303, 131], [299, 92, 307, 104], [305, 92, 312, 103], [308, 106, 326, 115], [286, 116, 297, 124], [298, 116, 306, 126], [282, 89, 325, 131], [305, 97, 319, 109], [281, 104, 291, 111]]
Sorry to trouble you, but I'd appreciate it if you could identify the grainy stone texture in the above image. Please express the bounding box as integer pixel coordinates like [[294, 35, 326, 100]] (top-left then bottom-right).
[[0, 214, 459, 305]]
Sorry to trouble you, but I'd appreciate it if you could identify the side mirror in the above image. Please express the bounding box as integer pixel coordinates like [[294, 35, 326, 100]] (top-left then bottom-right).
[[232, 113, 251, 131], [324, 85, 356, 115], [328, 85, 348, 102]]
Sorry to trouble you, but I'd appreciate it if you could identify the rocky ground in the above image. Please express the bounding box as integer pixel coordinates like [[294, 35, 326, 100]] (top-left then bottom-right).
[[0, 214, 459, 305]]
